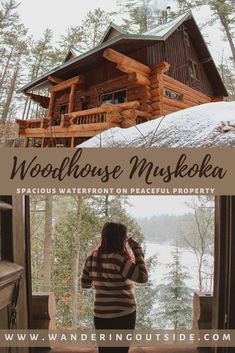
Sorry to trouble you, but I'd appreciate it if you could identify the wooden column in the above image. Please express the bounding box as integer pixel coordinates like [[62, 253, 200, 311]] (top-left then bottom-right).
[[23, 137, 29, 147], [68, 83, 77, 113], [150, 61, 170, 117], [71, 137, 75, 148], [48, 91, 55, 117]]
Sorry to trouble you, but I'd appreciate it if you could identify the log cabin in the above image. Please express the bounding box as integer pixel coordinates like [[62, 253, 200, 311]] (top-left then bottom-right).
[[0, 195, 235, 353], [16, 11, 227, 147]]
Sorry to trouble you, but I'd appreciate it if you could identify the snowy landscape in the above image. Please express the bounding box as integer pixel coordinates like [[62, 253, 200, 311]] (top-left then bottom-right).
[[80, 101, 235, 148], [145, 242, 214, 292]]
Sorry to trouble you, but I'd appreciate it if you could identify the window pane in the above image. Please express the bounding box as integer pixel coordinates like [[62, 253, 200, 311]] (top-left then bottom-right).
[[101, 93, 113, 104], [114, 90, 127, 104], [59, 104, 68, 115]]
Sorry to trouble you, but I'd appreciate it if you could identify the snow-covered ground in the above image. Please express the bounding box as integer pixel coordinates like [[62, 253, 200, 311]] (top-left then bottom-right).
[[145, 242, 214, 293], [80, 102, 235, 148]]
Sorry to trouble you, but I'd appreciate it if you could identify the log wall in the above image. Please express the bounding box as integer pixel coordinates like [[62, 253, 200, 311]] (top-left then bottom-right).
[[52, 88, 70, 118], [149, 65, 212, 118], [53, 75, 148, 119]]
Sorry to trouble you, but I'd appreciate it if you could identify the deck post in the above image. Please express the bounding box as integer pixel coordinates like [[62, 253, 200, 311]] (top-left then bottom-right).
[[69, 83, 77, 113]]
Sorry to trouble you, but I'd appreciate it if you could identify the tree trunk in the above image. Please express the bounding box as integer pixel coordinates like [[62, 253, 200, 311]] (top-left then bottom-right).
[[104, 195, 109, 217], [218, 12, 235, 63], [25, 99, 32, 120], [1, 57, 20, 122], [42, 196, 53, 292], [198, 254, 203, 292], [71, 196, 83, 328], [0, 46, 14, 95], [22, 98, 29, 120]]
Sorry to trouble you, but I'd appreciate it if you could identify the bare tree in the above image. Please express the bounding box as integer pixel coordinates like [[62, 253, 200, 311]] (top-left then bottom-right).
[[42, 195, 54, 292], [180, 196, 214, 292], [71, 195, 84, 328]]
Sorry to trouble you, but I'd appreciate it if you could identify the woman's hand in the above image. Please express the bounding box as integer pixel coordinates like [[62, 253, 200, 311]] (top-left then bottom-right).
[[127, 237, 141, 249]]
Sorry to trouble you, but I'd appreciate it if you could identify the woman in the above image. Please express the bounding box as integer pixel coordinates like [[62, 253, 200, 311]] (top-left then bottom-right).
[[81, 221, 148, 353]]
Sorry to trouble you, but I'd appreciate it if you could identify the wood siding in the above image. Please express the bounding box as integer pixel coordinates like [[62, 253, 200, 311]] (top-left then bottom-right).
[[146, 27, 214, 98], [186, 37, 214, 97]]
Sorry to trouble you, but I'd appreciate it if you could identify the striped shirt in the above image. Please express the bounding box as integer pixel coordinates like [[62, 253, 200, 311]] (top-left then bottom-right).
[[81, 246, 148, 318]]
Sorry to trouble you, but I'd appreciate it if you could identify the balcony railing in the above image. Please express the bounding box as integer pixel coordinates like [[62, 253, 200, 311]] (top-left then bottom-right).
[[16, 101, 152, 141]]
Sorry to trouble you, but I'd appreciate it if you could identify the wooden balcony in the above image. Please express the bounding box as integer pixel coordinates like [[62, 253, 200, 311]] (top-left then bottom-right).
[[16, 101, 151, 147]]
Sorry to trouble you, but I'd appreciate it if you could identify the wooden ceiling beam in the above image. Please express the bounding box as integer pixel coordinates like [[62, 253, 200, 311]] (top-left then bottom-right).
[[24, 92, 50, 109], [103, 48, 151, 75], [128, 72, 151, 86], [116, 63, 149, 78], [50, 75, 85, 93], [48, 75, 63, 84], [151, 61, 170, 74]]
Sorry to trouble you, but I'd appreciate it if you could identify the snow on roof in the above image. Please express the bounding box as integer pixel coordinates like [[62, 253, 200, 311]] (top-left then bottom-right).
[[143, 11, 191, 38], [79, 102, 235, 148], [100, 23, 128, 44]]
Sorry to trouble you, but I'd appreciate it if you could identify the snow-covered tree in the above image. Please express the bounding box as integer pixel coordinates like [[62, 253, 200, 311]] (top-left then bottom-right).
[[117, 0, 162, 33], [156, 246, 193, 329], [81, 8, 111, 49]]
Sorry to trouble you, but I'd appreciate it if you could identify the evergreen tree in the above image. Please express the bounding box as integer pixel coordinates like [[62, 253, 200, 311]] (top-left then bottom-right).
[[208, 0, 235, 63], [31, 195, 158, 328], [0, 1, 29, 123], [156, 246, 193, 329], [56, 25, 84, 62], [22, 29, 56, 120], [117, 0, 161, 33], [176, 0, 235, 63], [81, 8, 112, 49], [179, 196, 214, 292], [0, 0, 19, 36], [217, 53, 235, 100], [135, 255, 158, 328]]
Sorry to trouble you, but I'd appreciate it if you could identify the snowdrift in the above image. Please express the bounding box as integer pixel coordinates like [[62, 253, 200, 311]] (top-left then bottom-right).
[[79, 102, 235, 148]]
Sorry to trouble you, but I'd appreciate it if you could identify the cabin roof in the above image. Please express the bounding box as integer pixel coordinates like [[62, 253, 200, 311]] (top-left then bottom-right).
[[19, 11, 227, 97], [63, 48, 83, 63], [100, 23, 128, 43], [143, 11, 189, 37]]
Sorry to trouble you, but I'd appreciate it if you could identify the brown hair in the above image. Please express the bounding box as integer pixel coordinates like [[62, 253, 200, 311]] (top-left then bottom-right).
[[95, 222, 133, 260]]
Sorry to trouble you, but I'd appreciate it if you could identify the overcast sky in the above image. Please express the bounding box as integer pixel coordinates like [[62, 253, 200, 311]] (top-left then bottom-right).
[[17, 0, 231, 64], [126, 196, 194, 217]]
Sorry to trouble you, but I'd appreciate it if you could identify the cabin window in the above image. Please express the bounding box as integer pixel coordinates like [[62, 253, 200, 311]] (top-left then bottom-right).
[[164, 88, 183, 101], [80, 96, 90, 111], [188, 59, 200, 81], [184, 31, 190, 47], [101, 89, 127, 104], [59, 104, 68, 115]]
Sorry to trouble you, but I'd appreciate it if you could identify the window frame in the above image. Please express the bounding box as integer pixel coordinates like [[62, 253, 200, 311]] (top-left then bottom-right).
[[188, 59, 200, 81], [59, 103, 69, 115], [163, 88, 183, 101], [100, 88, 127, 105]]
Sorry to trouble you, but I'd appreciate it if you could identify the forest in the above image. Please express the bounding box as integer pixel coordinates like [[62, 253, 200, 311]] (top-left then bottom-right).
[[0, 0, 234, 143], [30, 195, 214, 329]]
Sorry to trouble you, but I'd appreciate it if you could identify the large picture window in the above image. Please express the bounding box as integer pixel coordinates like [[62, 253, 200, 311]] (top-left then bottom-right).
[[101, 89, 127, 104]]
